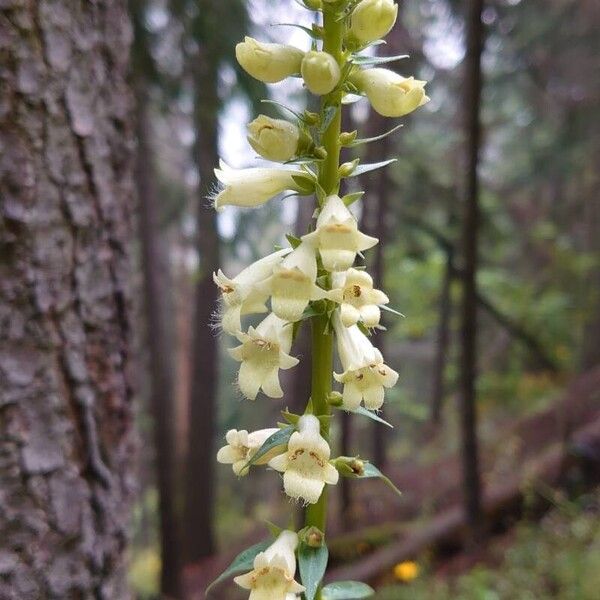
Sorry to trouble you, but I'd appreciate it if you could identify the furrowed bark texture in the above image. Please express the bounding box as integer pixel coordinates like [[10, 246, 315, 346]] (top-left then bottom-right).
[[0, 2, 136, 598]]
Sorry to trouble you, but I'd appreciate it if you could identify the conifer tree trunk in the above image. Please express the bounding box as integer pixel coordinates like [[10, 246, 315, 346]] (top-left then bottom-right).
[[0, 1, 136, 597], [184, 31, 219, 563], [459, 0, 485, 541]]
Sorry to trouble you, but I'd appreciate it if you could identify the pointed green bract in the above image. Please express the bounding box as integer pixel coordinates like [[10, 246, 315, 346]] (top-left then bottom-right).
[[243, 426, 294, 469], [298, 542, 329, 600], [205, 540, 271, 595], [321, 580, 375, 599]]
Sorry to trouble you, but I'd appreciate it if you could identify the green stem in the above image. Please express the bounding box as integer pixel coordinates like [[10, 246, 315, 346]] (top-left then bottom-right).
[[304, 5, 345, 598]]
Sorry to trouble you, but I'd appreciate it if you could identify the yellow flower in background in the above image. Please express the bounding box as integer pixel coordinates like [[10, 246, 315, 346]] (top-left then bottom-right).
[[393, 560, 420, 582]]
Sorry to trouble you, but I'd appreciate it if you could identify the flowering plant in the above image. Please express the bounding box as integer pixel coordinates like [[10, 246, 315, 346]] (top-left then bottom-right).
[[208, 1, 428, 597]]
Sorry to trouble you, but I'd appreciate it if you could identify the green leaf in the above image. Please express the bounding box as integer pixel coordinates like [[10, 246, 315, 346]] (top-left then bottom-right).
[[341, 405, 394, 428], [321, 581, 375, 599], [351, 53, 409, 66], [286, 233, 303, 249], [272, 23, 321, 39], [260, 98, 303, 120], [380, 304, 406, 317], [342, 191, 365, 206], [281, 410, 301, 426], [349, 124, 403, 147], [360, 462, 403, 497], [244, 426, 294, 469], [320, 106, 338, 134], [345, 159, 397, 178], [292, 174, 316, 194], [298, 543, 329, 600], [206, 540, 271, 595]]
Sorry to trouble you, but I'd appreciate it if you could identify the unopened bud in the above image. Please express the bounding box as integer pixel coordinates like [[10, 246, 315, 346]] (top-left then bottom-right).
[[314, 146, 328, 160], [338, 159, 360, 177], [349, 0, 398, 44], [339, 130, 358, 145], [299, 526, 325, 547], [247, 115, 301, 162], [301, 51, 341, 95], [236, 37, 304, 83], [303, 111, 320, 126], [334, 456, 365, 477]]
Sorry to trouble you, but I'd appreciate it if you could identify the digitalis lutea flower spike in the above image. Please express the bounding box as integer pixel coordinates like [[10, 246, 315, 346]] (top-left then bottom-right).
[[213, 248, 291, 334], [303, 194, 378, 272], [229, 313, 299, 400], [268, 414, 339, 505], [333, 312, 399, 410], [234, 530, 305, 600]]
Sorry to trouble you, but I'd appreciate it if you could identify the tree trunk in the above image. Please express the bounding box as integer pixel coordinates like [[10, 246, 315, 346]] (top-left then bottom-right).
[[459, 0, 485, 541], [134, 86, 183, 597], [430, 249, 454, 425], [0, 2, 136, 598], [183, 48, 220, 563]]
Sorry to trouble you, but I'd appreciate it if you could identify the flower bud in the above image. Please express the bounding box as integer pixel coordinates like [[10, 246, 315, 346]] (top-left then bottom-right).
[[338, 159, 359, 177], [339, 130, 358, 145], [350, 68, 429, 118], [247, 115, 301, 162], [236, 36, 304, 83], [349, 0, 398, 44], [301, 51, 341, 95]]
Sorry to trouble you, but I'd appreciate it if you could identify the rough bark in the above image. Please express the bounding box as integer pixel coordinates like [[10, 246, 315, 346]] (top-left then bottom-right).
[[0, 1, 136, 598], [183, 30, 220, 562], [134, 86, 183, 597], [459, 0, 485, 540]]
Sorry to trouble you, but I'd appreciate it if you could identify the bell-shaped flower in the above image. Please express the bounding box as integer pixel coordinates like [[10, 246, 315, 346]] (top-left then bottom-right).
[[268, 415, 339, 505], [229, 313, 299, 400], [303, 195, 378, 272], [236, 36, 305, 84], [258, 242, 328, 322], [349, 68, 429, 118], [301, 51, 341, 95], [216, 428, 281, 476], [213, 161, 311, 211], [214, 249, 291, 334], [247, 115, 304, 162], [349, 0, 398, 44], [333, 313, 398, 410], [330, 268, 389, 328], [234, 530, 305, 600]]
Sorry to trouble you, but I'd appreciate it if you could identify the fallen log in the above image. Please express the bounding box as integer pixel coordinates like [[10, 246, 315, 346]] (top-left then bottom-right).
[[327, 416, 600, 584]]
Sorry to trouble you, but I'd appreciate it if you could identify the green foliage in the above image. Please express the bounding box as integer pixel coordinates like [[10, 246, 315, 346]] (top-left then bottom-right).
[[322, 581, 375, 599], [298, 542, 329, 600]]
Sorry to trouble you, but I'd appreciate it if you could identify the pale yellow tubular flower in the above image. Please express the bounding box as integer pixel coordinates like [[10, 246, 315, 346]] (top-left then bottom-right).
[[213, 249, 291, 334], [302, 194, 378, 272], [349, 0, 398, 44], [333, 312, 398, 410], [268, 415, 339, 505], [214, 161, 310, 211], [301, 51, 341, 95], [259, 242, 328, 323], [247, 115, 301, 162], [236, 36, 305, 83], [216, 428, 281, 476], [350, 68, 429, 118], [330, 268, 389, 328], [234, 530, 305, 600], [229, 313, 299, 400]]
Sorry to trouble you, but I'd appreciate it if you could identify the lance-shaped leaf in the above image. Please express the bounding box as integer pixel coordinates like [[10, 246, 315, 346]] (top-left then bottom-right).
[[298, 542, 329, 600], [244, 426, 294, 469], [351, 53, 409, 66], [348, 124, 403, 147], [342, 191, 365, 206], [336, 405, 394, 428], [360, 462, 402, 497], [273, 22, 321, 39], [344, 159, 397, 178], [321, 581, 375, 599], [206, 540, 271, 595]]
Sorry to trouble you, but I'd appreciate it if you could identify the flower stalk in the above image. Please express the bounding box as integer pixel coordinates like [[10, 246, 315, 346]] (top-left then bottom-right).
[[208, 1, 429, 597]]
